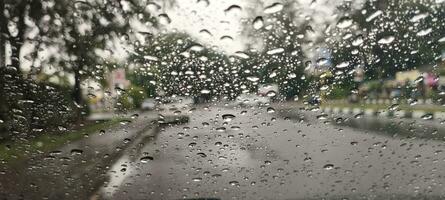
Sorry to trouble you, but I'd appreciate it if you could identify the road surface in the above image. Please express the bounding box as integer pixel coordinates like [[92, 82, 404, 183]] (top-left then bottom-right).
[[1, 103, 445, 200], [96, 103, 445, 200]]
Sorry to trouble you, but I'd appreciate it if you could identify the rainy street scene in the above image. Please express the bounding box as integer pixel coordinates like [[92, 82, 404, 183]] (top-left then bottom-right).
[[1, 0, 445, 200]]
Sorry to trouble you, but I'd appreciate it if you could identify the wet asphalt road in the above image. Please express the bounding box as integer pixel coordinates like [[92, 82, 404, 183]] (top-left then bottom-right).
[[1, 103, 445, 199], [92, 104, 445, 200]]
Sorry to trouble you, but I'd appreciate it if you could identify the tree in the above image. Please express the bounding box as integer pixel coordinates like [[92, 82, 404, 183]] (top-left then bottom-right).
[[0, 0, 166, 136], [240, 0, 310, 99], [328, 0, 445, 80], [130, 33, 240, 101]]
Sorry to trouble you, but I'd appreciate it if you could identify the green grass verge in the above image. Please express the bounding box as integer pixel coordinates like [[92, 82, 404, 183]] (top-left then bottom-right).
[[0, 118, 122, 163], [322, 102, 445, 113]]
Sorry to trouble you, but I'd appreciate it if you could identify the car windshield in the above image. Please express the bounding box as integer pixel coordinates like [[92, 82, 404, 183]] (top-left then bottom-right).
[[1, 0, 445, 199]]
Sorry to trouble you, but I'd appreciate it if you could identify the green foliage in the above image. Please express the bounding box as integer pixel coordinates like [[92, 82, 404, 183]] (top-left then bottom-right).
[[329, 0, 445, 80], [127, 86, 147, 109], [116, 94, 134, 112], [327, 85, 352, 99], [0, 118, 122, 163], [0, 67, 79, 141], [127, 72, 157, 97], [240, 0, 308, 98]]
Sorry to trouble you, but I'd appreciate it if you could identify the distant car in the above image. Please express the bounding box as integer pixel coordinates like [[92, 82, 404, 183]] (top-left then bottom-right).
[[348, 94, 359, 103], [158, 96, 194, 111], [236, 94, 270, 106], [141, 98, 156, 110], [390, 89, 402, 99], [307, 96, 321, 106]]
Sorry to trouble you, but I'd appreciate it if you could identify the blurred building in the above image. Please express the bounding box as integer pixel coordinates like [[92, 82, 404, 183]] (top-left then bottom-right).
[[107, 68, 130, 96], [395, 70, 420, 85], [83, 69, 131, 112]]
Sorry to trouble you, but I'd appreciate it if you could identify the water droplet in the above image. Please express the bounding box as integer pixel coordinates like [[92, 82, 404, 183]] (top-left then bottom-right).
[[234, 51, 250, 59], [323, 164, 334, 170], [120, 120, 131, 125], [266, 107, 275, 113], [140, 156, 154, 163], [200, 89, 211, 94], [266, 48, 284, 55], [212, 174, 222, 178], [220, 35, 233, 42], [158, 13, 171, 24], [416, 28, 432, 37], [336, 17, 353, 29], [316, 57, 329, 66], [143, 55, 159, 61], [410, 13, 429, 22], [224, 5, 242, 14], [421, 113, 433, 120], [199, 29, 212, 37], [188, 142, 197, 147], [335, 61, 349, 69], [414, 76, 424, 84], [247, 76, 260, 82], [366, 10, 382, 22], [49, 150, 62, 156], [216, 127, 226, 132], [189, 44, 204, 52], [354, 112, 364, 119], [70, 149, 83, 156], [197, 152, 207, 158], [317, 114, 328, 120], [352, 36, 364, 46], [266, 91, 277, 97], [192, 177, 202, 182], [222, 114, 236, 122], [377, 36, 395, 44], [388, 104, 399, 111], [229, 180, 239, 186], [408, 98, 418, 106], [253, 16, 264, 29], [264, 3, 283, 14], [197, 0, 210, 7], [335, 117, 344, 124]]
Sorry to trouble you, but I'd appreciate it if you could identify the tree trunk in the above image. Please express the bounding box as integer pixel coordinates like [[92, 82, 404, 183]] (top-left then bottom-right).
[[9, 38, 22, 71], [73, 67, 82, 105], [0, 0, 6, 69], [8, 0, 27, 73]]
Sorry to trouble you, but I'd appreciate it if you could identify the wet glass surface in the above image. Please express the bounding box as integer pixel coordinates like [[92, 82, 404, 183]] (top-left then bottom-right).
[[1, 0, 445, 199]]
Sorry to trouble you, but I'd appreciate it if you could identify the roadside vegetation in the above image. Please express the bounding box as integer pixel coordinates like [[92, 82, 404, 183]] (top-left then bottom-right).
[[0, 118, 122, 164]]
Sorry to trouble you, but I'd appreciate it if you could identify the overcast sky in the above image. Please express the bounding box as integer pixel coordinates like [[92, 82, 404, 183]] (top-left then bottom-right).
[[157, 0, 365, 54]]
